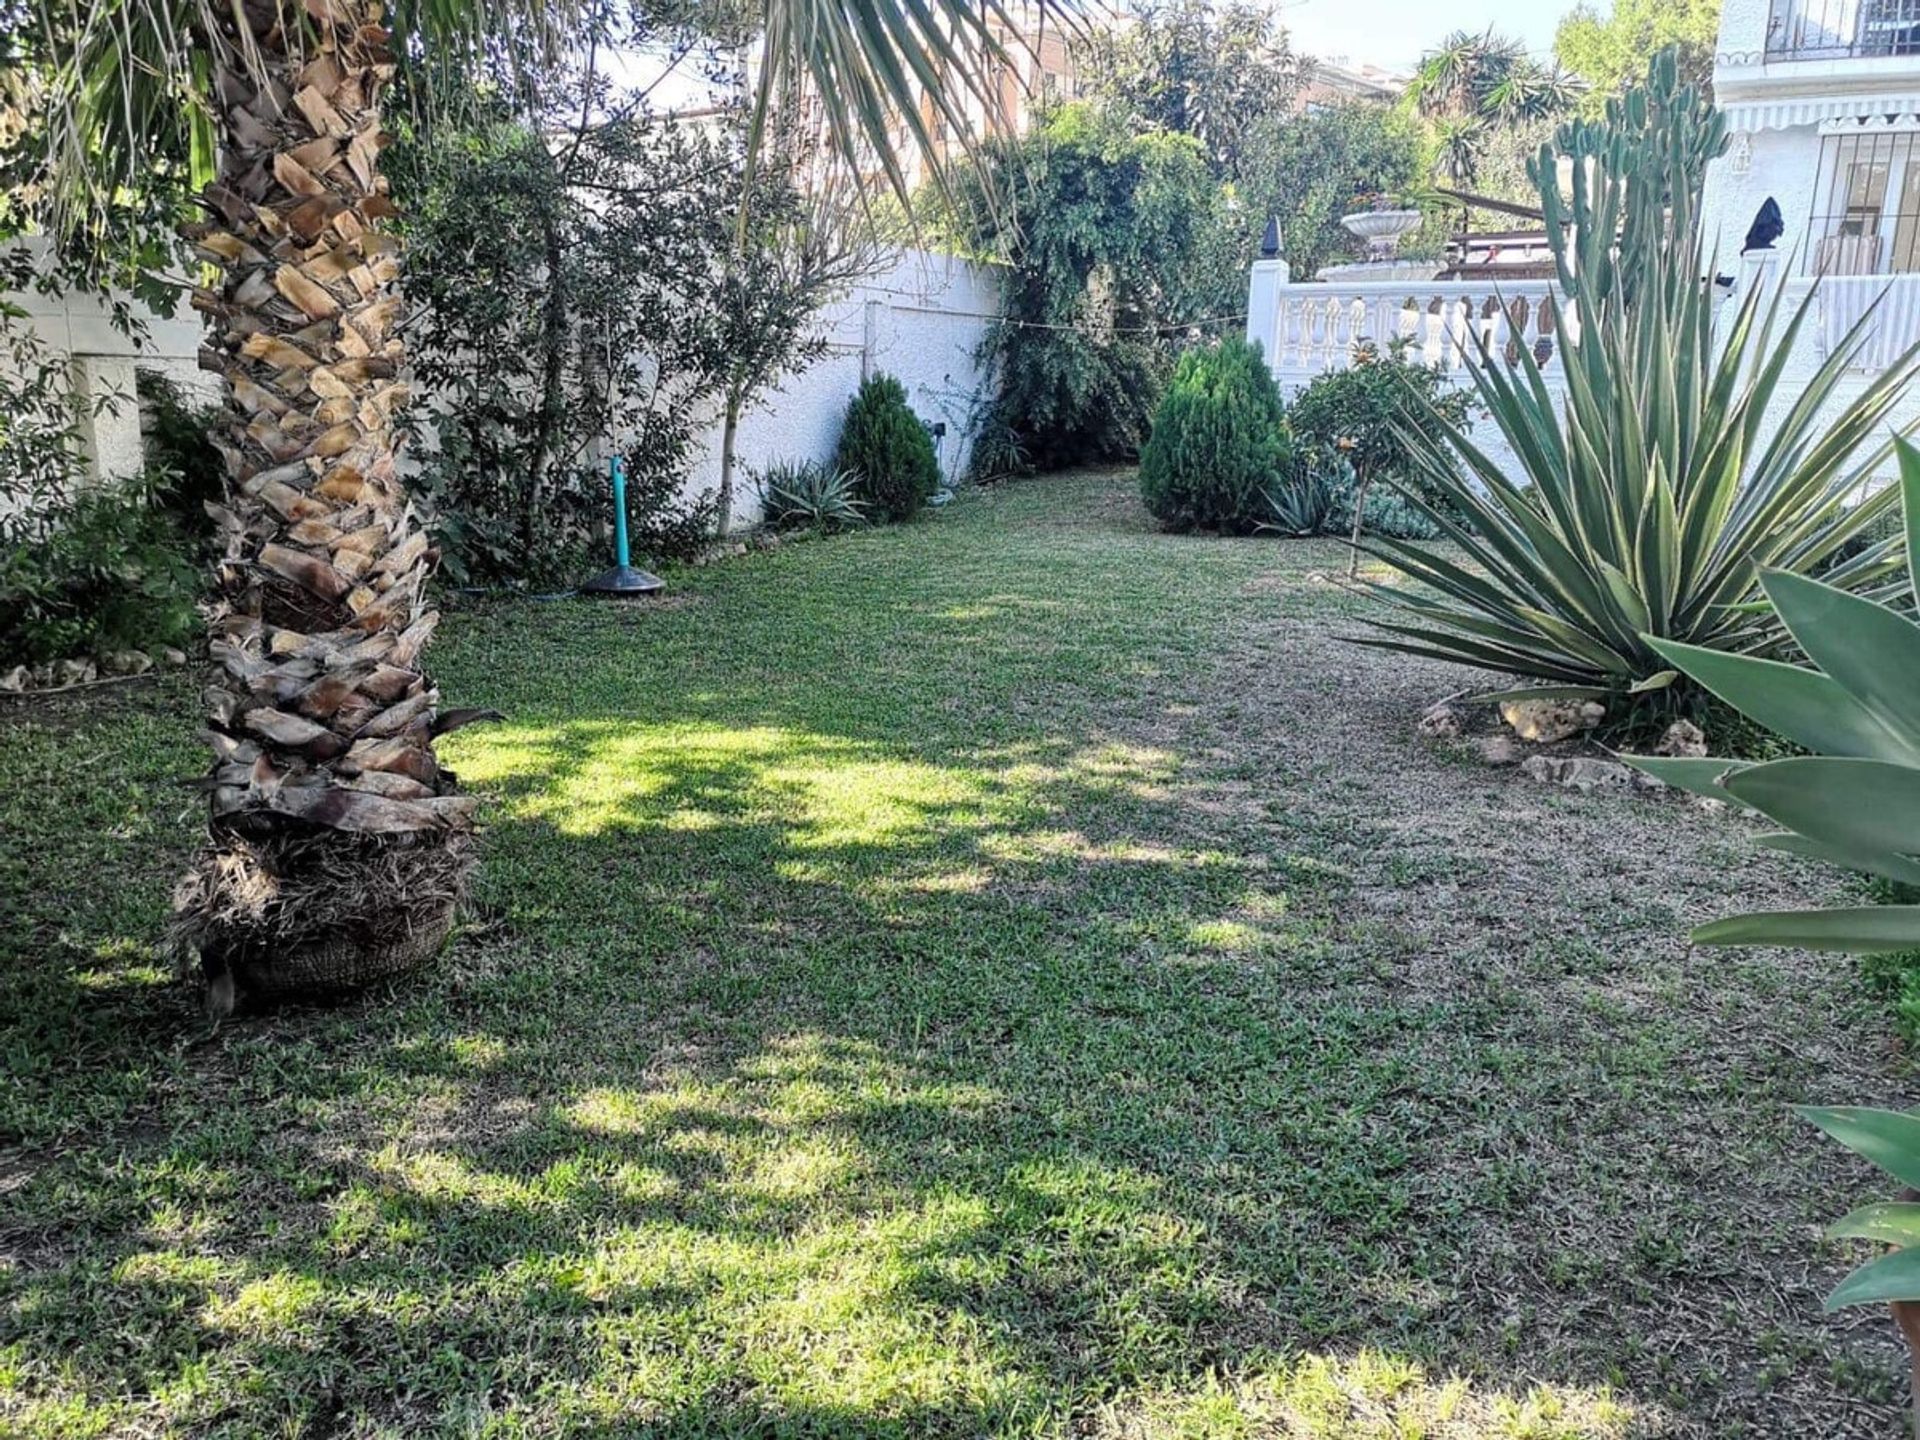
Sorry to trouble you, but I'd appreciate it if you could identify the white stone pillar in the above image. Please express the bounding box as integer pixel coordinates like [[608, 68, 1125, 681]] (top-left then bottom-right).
[[1245, 256, 1291, 368], [69, 355, 141, 486]]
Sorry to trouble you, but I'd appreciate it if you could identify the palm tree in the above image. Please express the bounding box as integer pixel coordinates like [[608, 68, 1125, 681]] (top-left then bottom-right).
[[1408, 30, 1581, 123], [27, 0, 1045, 1014], [1430, 114, 1486, 187], [1405, 29, 1581, 199]]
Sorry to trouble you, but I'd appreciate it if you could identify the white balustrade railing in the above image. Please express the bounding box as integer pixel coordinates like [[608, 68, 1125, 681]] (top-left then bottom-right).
[[1802, 273, 1920, 373], [1255, 270, 1920, 387], [1262, 279, 1568, 381]]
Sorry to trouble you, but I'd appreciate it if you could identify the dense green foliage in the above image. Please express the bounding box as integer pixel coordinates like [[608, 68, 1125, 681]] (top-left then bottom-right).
[[1556, 0, 1720, 115], [835, 373, 940, 522], [1138, 337, 1290, 534], [756, 459, 868, 531], [1286, 339, 1473, 519], [0, 476, 204, 667], [1405, 30, 1582, 203], [1072, 0, 1302, 182], [956, 104, 1242, 470], [0, 281, 217, 668], [1235, 103, 1431, 279], [1361, 52, 1918, 714], [392, 95, 756, 587]]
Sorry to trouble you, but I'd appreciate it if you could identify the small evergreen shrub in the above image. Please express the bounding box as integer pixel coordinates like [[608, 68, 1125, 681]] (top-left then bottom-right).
[[835, 374, 940, 522], [1138, 336, 1291, 534]]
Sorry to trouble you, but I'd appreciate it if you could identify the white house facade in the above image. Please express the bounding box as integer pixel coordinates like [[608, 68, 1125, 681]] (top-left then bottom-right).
[[1701, 0, 1920, 474], [1245, 5, 1920, 485]]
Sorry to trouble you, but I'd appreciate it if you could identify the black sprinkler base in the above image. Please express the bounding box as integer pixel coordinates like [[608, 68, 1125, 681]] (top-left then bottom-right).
[[579, 564, 665, 597]]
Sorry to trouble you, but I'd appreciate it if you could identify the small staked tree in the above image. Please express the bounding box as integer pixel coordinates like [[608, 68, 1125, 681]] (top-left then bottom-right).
[[21, 0, 1060, 1013], [713, 143, 881, 537], [1286, 338, 1472, 575]]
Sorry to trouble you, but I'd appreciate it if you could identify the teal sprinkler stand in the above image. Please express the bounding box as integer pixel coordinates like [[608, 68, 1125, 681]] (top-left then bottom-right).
[[580, 454, 665, 596]]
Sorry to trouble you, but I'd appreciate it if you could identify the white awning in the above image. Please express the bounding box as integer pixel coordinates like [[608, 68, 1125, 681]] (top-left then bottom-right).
[[1721, 92, 1920, 131]]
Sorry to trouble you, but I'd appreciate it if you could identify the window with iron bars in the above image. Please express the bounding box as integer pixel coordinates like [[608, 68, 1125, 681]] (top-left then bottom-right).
[[1768, 0, 1920, 59], [1805, 129, 1920, 274]]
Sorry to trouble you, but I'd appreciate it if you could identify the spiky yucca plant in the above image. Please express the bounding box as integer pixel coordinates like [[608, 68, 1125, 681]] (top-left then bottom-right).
[[1625, 436, 1920, 1429], [1361, 50, 1920, 710]]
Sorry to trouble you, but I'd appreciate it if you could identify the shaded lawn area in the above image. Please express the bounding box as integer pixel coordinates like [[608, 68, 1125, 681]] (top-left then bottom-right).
[[1, 470, 1913, 1437]]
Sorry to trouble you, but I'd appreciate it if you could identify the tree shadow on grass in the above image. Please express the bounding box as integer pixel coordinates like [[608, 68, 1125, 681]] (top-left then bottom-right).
[[0, 481, 1908, 1435]]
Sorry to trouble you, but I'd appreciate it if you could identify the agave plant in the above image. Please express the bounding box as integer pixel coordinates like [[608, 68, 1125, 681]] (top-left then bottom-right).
[[1259, 452, 1347, 538], [1361, 50, 1920, 710], [757, 459, 868, 531], [1625, 436, 1920, 1426]]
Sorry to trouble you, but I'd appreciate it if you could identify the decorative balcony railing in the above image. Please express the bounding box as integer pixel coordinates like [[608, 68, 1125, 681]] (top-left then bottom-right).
[[1259, 280, 1568, 381], [1765, 0, 1920, 60], [1799, 272, 1920, 369]]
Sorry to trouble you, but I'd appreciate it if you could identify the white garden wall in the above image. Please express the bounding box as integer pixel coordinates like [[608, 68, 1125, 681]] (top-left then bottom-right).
[[6, 243, 1001, 535], [682, 247, 1002, 527], [6, 264, 210, 488]]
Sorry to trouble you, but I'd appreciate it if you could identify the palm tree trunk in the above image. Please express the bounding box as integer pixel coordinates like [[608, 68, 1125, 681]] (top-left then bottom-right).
[[174, 0, 487, 1012]]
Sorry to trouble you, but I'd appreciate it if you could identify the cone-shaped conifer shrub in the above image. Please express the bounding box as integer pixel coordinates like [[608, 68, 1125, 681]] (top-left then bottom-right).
[[1139, 336, 1291, 534], [836, 373, 941, 522]]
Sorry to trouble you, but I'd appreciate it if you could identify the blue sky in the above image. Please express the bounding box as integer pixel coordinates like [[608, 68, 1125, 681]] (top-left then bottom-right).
[[1279, 0, 1585, 70]]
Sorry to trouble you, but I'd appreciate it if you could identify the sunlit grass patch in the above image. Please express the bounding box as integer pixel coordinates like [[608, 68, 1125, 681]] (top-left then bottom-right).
[[1106, 1352, 1636, 1439], [0, 472, 1904, 1435]]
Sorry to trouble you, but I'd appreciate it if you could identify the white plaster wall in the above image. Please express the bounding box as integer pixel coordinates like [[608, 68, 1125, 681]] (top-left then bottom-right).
[[5, 266, 210, 487], [8, 244, 1001, 533], [682, 247, 1002, 526], [1701, 126, 1825, 268], [1719, 0, 1774, 58]]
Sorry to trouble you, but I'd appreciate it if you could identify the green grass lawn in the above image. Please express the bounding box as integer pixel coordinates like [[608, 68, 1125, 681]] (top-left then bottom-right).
[[1, 472, 1912, 1437]]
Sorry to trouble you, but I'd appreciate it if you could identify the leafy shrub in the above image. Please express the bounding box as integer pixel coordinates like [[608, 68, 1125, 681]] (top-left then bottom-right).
[[625, 459, 720, 565], [835, 373, 939, 522], [0, 291, 209, 668], [1362, 53, 1915, 715], [1286, 335, 1473, 551], [1138, 336, 1291, 534], [757, 460, 867, 531], [392, 75, 822, 585], [137, 369, 224, 522], [1623, 436, 1920, 1341], [0, 476, 203, 666]]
